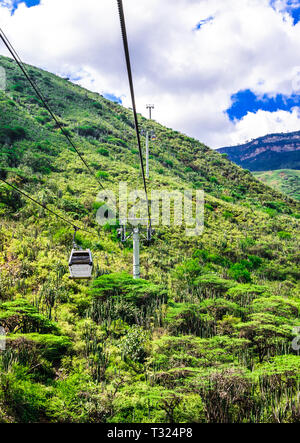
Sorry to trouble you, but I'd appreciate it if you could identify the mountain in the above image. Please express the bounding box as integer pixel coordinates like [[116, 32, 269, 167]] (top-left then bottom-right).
[[254, 169, 300, 201], [218, 131, 300, 171], [0, 55, 299, 424]]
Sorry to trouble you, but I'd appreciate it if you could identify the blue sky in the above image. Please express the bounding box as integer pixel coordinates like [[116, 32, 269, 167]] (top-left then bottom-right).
[[270, 0, 300, 25], [227, 90, 300, 121], [194, 16, 214, 30], [1, 0, 300, 148], [290, 6, 300, 24], [195, 1, 300, 127], [103, 93, 122, 104], [225, 1, 300, 123]]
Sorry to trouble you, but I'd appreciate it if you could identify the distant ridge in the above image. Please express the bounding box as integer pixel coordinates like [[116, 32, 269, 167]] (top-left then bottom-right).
[[218, 131, 300, 171]]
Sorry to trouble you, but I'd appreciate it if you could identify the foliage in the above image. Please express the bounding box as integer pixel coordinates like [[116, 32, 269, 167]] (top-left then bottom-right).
[[0, 300, 59, 334], [0, 55, 299, 423]]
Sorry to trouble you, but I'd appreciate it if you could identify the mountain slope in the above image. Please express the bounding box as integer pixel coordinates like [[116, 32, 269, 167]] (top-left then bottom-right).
[[0, 55, 299, 424], [254, 169, 300, 201], [218, 131, 300, 171]]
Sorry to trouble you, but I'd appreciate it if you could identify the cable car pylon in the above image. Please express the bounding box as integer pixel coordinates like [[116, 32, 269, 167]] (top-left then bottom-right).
[[118, 220, 154, 279]]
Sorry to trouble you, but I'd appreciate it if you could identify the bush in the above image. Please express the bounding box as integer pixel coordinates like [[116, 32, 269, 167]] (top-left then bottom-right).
[[90, 273, 166, 305], [227, 284, 268, 304], [96, 171, 109, 179], [194, 275, 236, 297], [78, 125, 100, 138], [0, 125, 27, 144], [164, 159, 174, 168], [6, 334, 72, 362], [0, 183, 23, 211], [229, 264, 252, 283], [165, 303, 215, 337], [0, 367, 51, 422], [97, 148, 109, 157], [92, 102, 103, 110], [205, 204, 214, 211], [0, 300, 59, 334], [46, 374, 100, 423], [247, 255, 263, 270], [106, 137, 128, 148], [278, 231, 292, 240], [11, 84, 24, 92], [173, 259, 202, 283], [119, 325, 149, 364], [223, 211, 234, 221]]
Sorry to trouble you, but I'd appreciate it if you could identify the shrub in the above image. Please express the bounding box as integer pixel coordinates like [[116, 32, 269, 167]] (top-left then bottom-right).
[[278, 231, 292, 240], [92, 102, 103, 110], [236, 313, 293, 362], [97, 148, 109, 157], [78, 125, 99, 137], [164, 159, 174, 168], [0, 125, 27, 143], [96, 171, 109, 179], [229, 264, 252, 283], [165, 303, 215, 337], [89, 273, 167, 305], [247, 255, 263, 270], [106, 137, 128, 148], [205, 204, 214, 211], [227, 284, 268, 304], [0, 300, 59, 334], [11, 84, 24, 92], [223, 211, 234, 221], [173, 259, 202, 283], [7, 333, 72, 362], [0, 367, 51, 422], [194, 275, 236, 297], [119, 325, 149, 364]]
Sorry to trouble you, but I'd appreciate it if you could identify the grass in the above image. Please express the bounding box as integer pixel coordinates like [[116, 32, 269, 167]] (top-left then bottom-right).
[[254, 169, 300, 201]]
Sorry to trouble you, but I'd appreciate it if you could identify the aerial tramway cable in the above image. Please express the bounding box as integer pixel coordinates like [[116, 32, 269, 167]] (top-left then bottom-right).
[[0, 176, 96, 278], [0, 27, 105, 191], [116, 0, 152, 229], [0, 177, 95, 236], [0, 5, 153, 279]]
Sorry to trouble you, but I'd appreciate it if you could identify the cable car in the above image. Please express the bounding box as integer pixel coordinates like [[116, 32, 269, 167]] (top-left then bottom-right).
[[69, 227, 93, 279], [69, 249, 93, 279]]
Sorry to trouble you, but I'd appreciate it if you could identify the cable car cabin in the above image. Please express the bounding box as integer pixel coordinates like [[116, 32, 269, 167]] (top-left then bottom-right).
[[69, 249, 93, 279]]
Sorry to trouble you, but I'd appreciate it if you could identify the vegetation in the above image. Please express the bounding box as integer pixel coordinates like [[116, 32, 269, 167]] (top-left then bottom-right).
[[0, 55, 299, 423]]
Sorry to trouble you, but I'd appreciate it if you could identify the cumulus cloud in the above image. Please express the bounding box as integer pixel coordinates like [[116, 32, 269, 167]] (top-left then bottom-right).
[[1, 0, 300, 148], [229, 107, 300, 145], [0, 0, 13, 8]]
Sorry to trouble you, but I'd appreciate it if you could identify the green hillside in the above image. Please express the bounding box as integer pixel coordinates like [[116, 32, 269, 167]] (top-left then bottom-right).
[[0, 55, 299, 423], [254, 170, 300, 201]]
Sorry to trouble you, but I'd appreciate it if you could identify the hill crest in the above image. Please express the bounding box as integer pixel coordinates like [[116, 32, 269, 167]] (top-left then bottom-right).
[[218, 131, 300, 171]]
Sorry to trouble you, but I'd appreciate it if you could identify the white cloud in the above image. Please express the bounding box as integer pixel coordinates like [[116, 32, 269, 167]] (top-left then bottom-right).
[[1, 0, 300, 148], [228, 107, 300, 145], [0, 0, 13, 9]]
